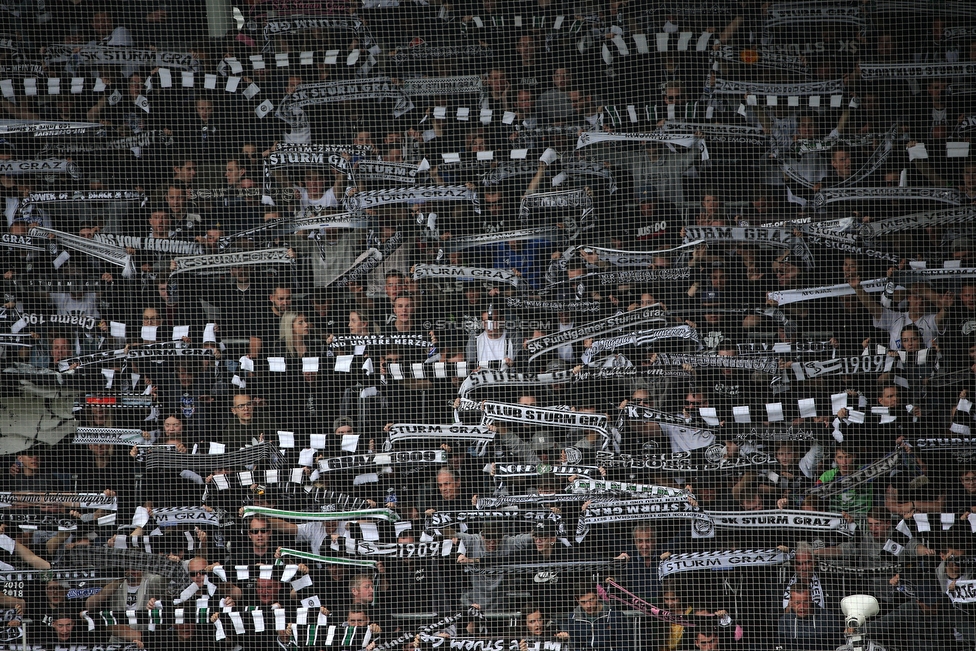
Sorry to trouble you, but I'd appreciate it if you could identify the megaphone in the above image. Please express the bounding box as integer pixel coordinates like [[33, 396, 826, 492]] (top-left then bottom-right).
[[840, 594, 880, 629]]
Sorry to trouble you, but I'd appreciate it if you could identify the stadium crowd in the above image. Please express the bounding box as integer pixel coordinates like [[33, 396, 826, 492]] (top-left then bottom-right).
[[1, 1, 976, 650]]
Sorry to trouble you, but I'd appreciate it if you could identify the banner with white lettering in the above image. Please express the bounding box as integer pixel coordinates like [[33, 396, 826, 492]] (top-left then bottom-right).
[[170, 248, 294, 275], [0, 159, 78, 176], [658, 549, 793, 581], [706, 510, 856, 536], [524, 307, 668, 362], [43, 45, 201, 71], [343, 186, 479, 214], [481, 401, 609, 434], [413, 264, 521, 287], [281, 78, 414, 118]]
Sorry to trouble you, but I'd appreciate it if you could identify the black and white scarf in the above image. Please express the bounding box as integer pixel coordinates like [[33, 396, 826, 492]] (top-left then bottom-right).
[[293, 209, 371, 231], [384, 424, 494, 447], [344, 185, 478, 214], [800, 231, 901, 264], [568, 242, 704, 268], [0, 491, 116, 509], [0, 231, 45, 251], [316, 450, 446, 473], [93, 233, 203, 255], [43, 130, 174, 156], [267, 147, 348, 174], [413, 264, 521, 287], [427, 509, 562, 528], [491, 464, 599, 479], [170, 248, 294, 274], [653, 352, 781, 375], [262, 16, 373, 48], [790, 354, 894, 382], [383, 362, 471, 380], [328, 334, 431, 349], [330, 232, 402, 289], [519, 189, 593, 224], [29, 226, 133, 274], [812, 186, 963, 210], [400, 76, 483, 97], [439, 226, 568, 253], [73, 427, 145, 446], [594, 448, 778, 474], [714, 78, 844, 97], [806, 453, 900, 499], [859, 206, 976, 240], [576, 130, 697, 150], [710, 45, 808, 74], [767, 278, 887, 306], [859, 62, 976, 80], [457, 368, 576, 399], [23, 190, 147, 205], [505, 296, 602, 313], [659, 549, 793, 581], [582, 326, 701, 364], [43, 45, 200, 71], [353, 160, 426, 185], [661, 122, 768, 146], [151, 506, 221, 527], [576, 499, 710, 540], [589, 267, 692, 285], [481, 401, 608, 433], [565, 478, 690, 499], [281, 78, 413, 118], [524, 307, 667, 362], [783, 573, 826, 609], [390, 44, 492, 65], [0, 120, 104, 137], [707, 510, 857, 537], [145, 444, 269, 472]]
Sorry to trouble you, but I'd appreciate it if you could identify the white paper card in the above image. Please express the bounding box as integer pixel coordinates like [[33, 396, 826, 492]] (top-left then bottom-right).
[[111, 321, 126, 337], [302, 357, 319, 373], [766, 403, 784, 422], [947, 141, 970, 158], [831, 392, 848, 415], [267, 357, 286, 372], [277, 431, 295, 448], [699, 407, 720, 426], [732, 406, 751, 423], [141, 326, 157, 342], [239, 356, 254, 372], [907, 143, 928, 161], [798, 398, 817, 418], [172, 325, 189, 341], [341, 434, 360, 452]]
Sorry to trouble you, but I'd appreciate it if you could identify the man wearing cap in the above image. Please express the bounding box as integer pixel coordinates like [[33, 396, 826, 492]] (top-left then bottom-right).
[[41, 610, 91, 648]]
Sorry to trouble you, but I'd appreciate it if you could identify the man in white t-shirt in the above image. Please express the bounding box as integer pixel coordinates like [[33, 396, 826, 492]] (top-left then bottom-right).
[[851, 276, 938, 350], [466, 308, 517, 370]]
